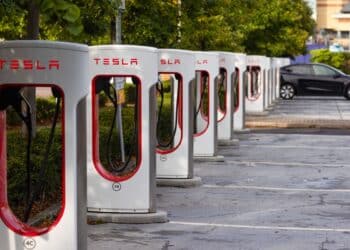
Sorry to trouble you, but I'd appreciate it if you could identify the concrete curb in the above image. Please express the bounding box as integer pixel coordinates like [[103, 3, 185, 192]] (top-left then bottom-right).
[[234, 128, 251, 134], [246, 119, 350, 129], [156, 176, 202, 188], [87, 210, 168, 224], [194, 155, 225, 162], [218, 139, 240, 146], [246, 111, 270, 116]]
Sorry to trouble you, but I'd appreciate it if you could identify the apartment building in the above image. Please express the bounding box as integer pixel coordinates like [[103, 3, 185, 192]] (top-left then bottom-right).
[[316, 0, 350, 49]]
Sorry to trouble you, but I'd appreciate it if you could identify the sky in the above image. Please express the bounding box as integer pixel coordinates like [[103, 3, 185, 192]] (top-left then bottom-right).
[[305, 0, 317, 19]]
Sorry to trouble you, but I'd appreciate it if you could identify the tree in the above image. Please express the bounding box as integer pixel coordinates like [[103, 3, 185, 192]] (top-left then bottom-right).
[[122, 0, 178, 48], [179, 0, 241, 51], [238, 0, 315, 57], [0, 0, 84, 40]]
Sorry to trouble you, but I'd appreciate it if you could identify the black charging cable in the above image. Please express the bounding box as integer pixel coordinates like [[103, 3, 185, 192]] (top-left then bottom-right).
[[23, 87, 61, 223], [218, 69, 226, 110], [156, 76, 181, 149], [96, 77, 138, 173], [195, 74, 209, 118]]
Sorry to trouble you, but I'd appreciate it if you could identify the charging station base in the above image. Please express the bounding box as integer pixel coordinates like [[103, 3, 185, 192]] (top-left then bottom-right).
[[156, 176, 202, 188], [87, 210, 168, 224]]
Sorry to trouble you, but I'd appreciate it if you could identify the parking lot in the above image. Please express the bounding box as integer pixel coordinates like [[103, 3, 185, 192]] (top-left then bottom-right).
[[88, 96, 350, 250]]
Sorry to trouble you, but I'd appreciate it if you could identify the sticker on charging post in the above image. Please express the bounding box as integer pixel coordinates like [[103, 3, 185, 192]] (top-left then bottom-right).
[[114, 78, 126, 104], [23, 238, 36, 249], [112, 182, 122, 191]]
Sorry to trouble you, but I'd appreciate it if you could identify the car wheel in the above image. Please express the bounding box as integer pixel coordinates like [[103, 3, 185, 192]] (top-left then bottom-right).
[[280, 84, 295, 100], [345, 86, 350, 100]]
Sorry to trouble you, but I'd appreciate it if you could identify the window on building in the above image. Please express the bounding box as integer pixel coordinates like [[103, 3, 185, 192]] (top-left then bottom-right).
[[341, 31, 350, 39]]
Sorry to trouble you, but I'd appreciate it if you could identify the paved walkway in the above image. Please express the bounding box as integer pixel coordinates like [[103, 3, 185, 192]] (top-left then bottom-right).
[[88, 96, 350, 250], [246, 96, 350, 129]]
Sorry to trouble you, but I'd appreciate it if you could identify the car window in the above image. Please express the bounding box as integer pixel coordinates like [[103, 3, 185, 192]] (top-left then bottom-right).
[[285, 65, 312, 75], [312, 65, 337, 76]]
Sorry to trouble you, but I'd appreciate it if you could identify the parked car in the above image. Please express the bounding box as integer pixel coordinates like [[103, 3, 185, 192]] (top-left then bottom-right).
[[279, 63, 350, 100]]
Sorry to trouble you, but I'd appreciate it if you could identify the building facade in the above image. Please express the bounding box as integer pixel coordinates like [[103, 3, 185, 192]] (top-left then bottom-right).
[[316, 0, 350, 49]]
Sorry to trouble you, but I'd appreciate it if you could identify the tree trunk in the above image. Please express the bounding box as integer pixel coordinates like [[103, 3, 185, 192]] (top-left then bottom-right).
[[26, 0, 40, 39], [24, 0, 40, 137]]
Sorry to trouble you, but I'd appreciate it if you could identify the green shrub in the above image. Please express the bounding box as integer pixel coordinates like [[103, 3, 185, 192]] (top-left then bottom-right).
[[7, 126, 62, 221], [124, 84, 136, 104], [311, 49, 350, 74]]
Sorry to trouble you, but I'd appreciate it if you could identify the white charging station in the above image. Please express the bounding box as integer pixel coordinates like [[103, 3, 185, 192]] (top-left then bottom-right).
[[156, 49, 201, 187], [215, 52, 235, 142], [274, 57, 291, 99], [265, 57, 274, 110], [193, 52, 222, 160], [232, 53, 247, 131], [87, 45, 167, 223], [245, 55, 269, 114], [0, 41, 88, 250]]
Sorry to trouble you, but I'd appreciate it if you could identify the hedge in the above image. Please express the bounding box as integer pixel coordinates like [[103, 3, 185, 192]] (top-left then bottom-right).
[[310, 49, 350, 74]]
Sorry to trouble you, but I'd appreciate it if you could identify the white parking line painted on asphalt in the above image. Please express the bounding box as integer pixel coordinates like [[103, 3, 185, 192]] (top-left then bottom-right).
[[170, 221, 350, 233], [238, 144, 350, 150], [226, 160, 350, 168], [202, 184, 350, 193]]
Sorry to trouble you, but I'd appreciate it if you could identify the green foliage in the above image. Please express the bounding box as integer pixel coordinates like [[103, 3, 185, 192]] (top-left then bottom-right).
[[122, 0, 178, 47], [36, 97, 59, 123], [7, 126, 62, 216], [311, 49, 350, 74], [124, 84, 136, 104], [0, 0, 315, 57]]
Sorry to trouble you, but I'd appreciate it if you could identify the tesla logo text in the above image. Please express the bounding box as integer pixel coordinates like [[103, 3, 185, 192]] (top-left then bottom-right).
[[160, 58, 181, 65], [93, 57, 138, 66], [0, 59, 60, 70], [196, 59, 208, 65]]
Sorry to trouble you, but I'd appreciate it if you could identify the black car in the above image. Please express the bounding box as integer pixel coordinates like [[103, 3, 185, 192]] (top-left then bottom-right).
[[279, 63, 350, 100]]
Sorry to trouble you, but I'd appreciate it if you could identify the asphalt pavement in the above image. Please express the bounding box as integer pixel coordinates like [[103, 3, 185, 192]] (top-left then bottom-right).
[[88, 96, 350, 250]]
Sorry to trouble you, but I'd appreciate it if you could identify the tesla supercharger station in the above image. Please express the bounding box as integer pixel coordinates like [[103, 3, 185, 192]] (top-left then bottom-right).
[[275, 58, 291, 99], [245, 55, 269, 114], [0, 41, 88, 250], [271, 58, 278, 104], [266, 57, 274, 109], [232, 53, 247, 131], [156, 49, 201, 187], [87, 45, 167, 223], [215, 52, 235, 142], [193, 52, 222, 160]]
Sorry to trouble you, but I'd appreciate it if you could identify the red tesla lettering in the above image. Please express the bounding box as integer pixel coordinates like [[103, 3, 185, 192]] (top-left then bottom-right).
[[36, 60, 46, 70], [130, 58, 138, 65], [112, 58, 119, 65], [10, 60, 19, 70], [23, 60, 33, 70], [103, 58, 109, 65], [122, 59, 128, 65], [94, 58, 101, 65], [49, 60, 60, 70], [0, 59, 5, 69], [174, 59, 181, 64], [160, 59, 166, 65]]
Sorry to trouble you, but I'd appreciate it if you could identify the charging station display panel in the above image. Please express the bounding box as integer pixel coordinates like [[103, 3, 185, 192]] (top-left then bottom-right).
[[194, 71, 210, 135], [92, 76, 140, 182], [156, 73, 183, 153], [217, 68, 227, 122], [0, 85, 64, 235], [233, 68, 239, 112], [246, 66, 261, 100]]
